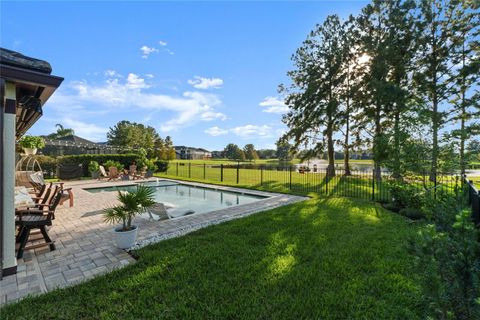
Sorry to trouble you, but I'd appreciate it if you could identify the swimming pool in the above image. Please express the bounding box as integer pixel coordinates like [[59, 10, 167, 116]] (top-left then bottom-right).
[[84, 180, 267, 218]]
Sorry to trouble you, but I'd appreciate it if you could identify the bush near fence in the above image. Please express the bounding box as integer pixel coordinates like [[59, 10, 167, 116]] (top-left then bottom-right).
[[58, 154, 140, 176], [154, 160, 169, 173]]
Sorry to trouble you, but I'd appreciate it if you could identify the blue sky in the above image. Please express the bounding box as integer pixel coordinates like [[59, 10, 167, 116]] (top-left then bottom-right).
[[1, 1, 367, 151]]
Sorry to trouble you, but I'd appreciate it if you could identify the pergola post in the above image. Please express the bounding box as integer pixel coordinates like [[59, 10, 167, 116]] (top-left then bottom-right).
[[2, 81, 17, 276]]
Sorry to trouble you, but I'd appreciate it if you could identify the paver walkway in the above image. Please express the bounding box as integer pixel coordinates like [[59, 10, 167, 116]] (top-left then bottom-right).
[[0, 178, 305, 305]]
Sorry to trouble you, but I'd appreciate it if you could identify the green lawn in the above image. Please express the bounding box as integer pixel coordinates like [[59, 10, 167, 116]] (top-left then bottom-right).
[[1, 197, 424, 319]]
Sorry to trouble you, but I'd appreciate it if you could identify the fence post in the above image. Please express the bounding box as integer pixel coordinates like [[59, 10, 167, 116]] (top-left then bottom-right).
[[176, 162, 179, 176], [261, 165, 264, 186], [203, 163, 206, 180], [325, 169, 329, 195], [289, 166, 292, 190], [372, 169, 375, 201], [188, 163, 191, 178], [220, 164, 224, 182], [236, 162, 240, 184]]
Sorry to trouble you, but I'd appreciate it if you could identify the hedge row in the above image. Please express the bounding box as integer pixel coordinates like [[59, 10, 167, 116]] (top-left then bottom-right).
[[58, 154, 140, 176]]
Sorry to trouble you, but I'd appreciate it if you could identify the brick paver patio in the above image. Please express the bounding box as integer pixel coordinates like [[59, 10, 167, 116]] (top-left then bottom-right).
[[0, 178, 305, 305]]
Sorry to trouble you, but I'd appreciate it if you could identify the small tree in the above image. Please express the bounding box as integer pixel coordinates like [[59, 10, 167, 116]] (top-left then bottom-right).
[[224, 143, 245, 161], [276, 141, 293, 162], [243, 144, 259, 161]]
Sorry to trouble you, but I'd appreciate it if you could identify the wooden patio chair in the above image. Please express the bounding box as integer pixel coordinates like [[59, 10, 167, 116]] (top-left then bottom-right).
[[15, 188, 62, 259], [28, 172, 74, 207], [108, 167, 120, 181], [129, 165, 144, 180]]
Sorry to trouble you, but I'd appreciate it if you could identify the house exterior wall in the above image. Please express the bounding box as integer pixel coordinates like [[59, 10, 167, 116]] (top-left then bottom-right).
[[2, 82, 17, 275]]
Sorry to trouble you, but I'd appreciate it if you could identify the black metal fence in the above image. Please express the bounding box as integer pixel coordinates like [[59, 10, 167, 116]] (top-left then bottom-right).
[[162, 163, 462, 203], [464, 175, 480, 227]]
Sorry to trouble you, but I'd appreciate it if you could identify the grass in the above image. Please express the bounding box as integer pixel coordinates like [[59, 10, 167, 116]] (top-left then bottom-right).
[[1, 197, 425, 319]]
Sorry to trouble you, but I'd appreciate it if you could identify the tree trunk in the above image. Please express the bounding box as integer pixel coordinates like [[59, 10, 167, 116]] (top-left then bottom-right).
[[460, 42, 467, 176], [393, 110, 401, 179], [344, 76, 352, 176], [327, 121, 336, 178], [374, 106, 382, 181]]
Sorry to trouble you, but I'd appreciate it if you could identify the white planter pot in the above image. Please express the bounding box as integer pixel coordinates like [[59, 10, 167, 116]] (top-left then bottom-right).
[[23, 148, 37, 155], [113, 225, 138, 249]]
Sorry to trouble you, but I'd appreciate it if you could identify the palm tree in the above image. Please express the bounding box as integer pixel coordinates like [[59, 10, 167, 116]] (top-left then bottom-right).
[[47, 124, 75, 139]]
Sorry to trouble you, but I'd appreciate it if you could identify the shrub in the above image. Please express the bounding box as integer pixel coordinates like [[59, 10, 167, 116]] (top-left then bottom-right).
[[144, 159, 158, 171], [58, 154, 139, 176], [88, 161, 100, 174], [104, 160, 124, 172], [389, 182, 425, 211], [398, 207, 424, 220], [18, 135, 45, 149], [135, 158, 146, 170], [154, 160, 169, 173], [409, 195, 480, 319]]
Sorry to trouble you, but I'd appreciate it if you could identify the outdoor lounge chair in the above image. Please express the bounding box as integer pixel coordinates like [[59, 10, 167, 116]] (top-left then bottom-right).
[[15, 188, 62, 259], [148, 202, 169, 220], [129, 165, 144, 180], [98, 165, 109, 180], [108, 167, 120, 181], [28, 172, 74, 207]]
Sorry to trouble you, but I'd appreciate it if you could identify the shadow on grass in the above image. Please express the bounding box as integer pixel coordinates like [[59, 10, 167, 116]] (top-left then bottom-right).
[[2, 198, 424, 319]]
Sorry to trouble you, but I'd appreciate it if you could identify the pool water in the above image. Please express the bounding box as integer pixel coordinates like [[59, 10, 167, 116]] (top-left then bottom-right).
[[84, 180, 266, 218]]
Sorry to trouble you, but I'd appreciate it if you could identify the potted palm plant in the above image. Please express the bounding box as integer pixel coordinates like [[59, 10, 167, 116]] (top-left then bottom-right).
[[103, 185, 156, 249], [18, 135, 45, 155]]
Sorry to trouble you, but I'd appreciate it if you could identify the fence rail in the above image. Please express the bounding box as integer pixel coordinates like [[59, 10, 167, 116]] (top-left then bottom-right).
[[162, 162, 461, 203]]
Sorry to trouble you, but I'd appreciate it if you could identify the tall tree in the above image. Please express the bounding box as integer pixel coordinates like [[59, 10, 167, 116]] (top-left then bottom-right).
[[107, 120, 160, 152], [383, 0, 417, 179], [449, 0, 480, 175], [355, 0, 393, 180], [281, 15, 347, 177], [414, 0, 458, 182], [164, 136, 177, 160]]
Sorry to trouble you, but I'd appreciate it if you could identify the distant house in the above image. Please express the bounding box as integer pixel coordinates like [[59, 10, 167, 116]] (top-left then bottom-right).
[[41, 134, 121, 156], [174, 146, 212, 160]]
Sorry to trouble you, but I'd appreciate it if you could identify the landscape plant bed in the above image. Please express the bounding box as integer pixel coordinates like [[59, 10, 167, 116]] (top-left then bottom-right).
[[2, 197, 424, 319]]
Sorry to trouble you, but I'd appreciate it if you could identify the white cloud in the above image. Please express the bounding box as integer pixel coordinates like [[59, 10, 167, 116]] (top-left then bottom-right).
[[158, 40, 168, 46], [48, 74, 227, 134], [230, 124, 273, 138], [203, 124, 273, 139], [205, 126, 229, 136], [126, 73, 150, 89], [104, 69, 121, 78], [188, 76, 224, 89], [145, 73, 155, 79], [61, 118, 108, 142], [140, 45, 158, 59], [259, 96, 289, 114]]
